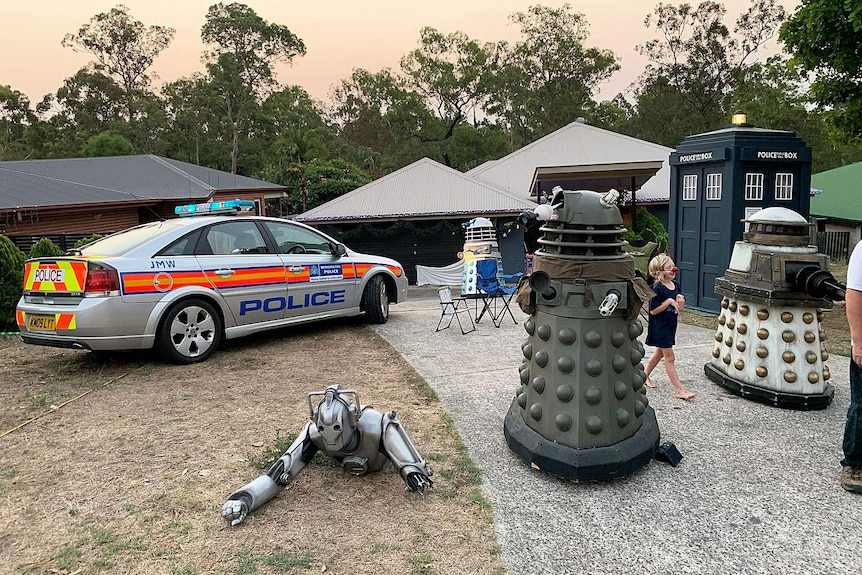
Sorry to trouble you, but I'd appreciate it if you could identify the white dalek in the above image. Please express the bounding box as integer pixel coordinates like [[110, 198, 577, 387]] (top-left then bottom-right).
[[705, 207, 846, 410], [460, 217, 503, 296]]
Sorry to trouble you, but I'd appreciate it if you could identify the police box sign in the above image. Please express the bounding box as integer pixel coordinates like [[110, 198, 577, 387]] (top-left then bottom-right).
[[741, 147, 809, 162], [670, 148, 726, 165]]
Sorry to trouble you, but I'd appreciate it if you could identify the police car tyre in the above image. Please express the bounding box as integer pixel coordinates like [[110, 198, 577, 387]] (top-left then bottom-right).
[[156, 298, 222, 364], [362, 275, 389, 324]]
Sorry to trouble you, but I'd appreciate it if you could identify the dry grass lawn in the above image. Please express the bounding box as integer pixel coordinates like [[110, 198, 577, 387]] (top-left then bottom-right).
[[0, 319, 503, 575]]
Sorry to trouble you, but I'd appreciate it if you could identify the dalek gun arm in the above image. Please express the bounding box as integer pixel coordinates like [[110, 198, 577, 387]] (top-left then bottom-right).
[[598, 289, 622, 316], [785, 261, 847, 302]]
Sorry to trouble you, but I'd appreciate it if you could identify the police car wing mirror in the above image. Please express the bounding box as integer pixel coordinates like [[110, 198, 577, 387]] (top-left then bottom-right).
[[332, 243, 347, 257]]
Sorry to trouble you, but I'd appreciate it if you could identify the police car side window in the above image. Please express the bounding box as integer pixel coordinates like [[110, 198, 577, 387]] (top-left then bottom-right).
[[202, 222, 268, 255], [263, 221, 330, 255]]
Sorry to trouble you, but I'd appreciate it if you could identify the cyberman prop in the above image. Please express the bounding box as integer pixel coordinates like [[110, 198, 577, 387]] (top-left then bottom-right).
[[222, 385, 433, 526]]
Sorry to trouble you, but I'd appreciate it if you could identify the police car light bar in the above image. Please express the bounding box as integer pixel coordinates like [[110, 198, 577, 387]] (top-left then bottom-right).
[[175, 199, 256, 216]]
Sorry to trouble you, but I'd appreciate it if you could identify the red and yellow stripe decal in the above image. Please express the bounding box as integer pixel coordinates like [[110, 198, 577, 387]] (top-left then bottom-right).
[[18, 312, 76, 330], [205, 266, 286, 290], [354, 263, 404, 278], [23, 260, 88, 293]]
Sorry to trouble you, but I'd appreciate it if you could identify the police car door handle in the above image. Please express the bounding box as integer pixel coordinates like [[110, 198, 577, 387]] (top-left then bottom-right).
[[214, 268, 235, 277], [288, 265, 304, 273]]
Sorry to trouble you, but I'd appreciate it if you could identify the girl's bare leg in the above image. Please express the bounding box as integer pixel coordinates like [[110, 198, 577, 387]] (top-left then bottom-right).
[[661, 348, 695, 399], [644, 348, 662, 388]]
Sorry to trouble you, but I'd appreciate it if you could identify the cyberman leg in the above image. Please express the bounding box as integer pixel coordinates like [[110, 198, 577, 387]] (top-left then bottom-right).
[[222, 422, 319, 526], [381, 411, 434, 493]]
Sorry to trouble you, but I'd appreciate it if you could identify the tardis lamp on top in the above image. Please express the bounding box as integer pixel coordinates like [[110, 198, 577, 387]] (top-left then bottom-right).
[[731, 110, 752, 127]]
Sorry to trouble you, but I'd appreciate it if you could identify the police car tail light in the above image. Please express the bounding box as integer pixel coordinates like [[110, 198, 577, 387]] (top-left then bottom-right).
[[84, 263, 120, 296]]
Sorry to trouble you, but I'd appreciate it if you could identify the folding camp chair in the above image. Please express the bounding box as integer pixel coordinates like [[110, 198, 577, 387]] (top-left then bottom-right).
[[436, 287, 475, 334], [475, 259, 522, 328]]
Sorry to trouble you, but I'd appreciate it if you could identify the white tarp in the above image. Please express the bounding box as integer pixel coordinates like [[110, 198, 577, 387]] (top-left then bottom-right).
[[415, 260, 464, 286]]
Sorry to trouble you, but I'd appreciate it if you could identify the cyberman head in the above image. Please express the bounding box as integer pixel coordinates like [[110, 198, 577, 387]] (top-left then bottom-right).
[[310, 385, 359, 452]]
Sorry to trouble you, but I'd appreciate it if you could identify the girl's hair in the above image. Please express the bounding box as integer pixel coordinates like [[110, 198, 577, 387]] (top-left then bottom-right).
[[648, 253, 672, 281]]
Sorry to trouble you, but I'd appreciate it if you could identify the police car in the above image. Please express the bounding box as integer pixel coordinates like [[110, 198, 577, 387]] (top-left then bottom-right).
[[16, 200, 408, 364]]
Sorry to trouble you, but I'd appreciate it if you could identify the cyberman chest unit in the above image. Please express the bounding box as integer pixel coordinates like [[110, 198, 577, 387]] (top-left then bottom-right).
[[704, 207, 845, 409]]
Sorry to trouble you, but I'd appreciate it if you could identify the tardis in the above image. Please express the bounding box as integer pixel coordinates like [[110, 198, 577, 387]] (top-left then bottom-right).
[[668, 113, 812, 313]]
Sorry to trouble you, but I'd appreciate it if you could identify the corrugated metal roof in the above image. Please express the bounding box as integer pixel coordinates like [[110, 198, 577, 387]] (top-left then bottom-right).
[[295, 157, 537, 223], [467, 120, 674, 201], [0, 155, 285, 210], [810, 161, 862, 222]]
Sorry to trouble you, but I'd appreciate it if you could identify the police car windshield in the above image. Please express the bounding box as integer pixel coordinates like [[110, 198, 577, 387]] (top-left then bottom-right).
[[80, 221, 187, 257]]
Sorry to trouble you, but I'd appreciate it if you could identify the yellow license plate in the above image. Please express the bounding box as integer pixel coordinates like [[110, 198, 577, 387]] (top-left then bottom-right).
[[27, 314, 56, 331]]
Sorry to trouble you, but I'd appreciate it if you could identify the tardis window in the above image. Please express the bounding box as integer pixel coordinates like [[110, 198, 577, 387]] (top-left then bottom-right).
[[682, 174, 697, 200], [706, 173, 722, 200], [775, 173, 793, 200], [745, 173, 764, 200]]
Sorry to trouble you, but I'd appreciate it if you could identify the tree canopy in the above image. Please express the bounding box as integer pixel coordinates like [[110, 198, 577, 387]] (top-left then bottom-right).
[[780, 0, 862, 143]]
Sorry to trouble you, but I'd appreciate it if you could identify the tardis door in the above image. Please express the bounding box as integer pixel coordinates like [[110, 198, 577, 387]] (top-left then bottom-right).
[[675, 167, 723, 312]]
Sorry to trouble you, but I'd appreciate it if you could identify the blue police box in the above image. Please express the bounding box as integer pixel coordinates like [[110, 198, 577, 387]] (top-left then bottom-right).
[[668, 112, 812, 313]]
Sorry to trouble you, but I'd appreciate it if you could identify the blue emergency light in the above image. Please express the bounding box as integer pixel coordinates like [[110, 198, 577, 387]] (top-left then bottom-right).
[[175, 199, 256, 216]]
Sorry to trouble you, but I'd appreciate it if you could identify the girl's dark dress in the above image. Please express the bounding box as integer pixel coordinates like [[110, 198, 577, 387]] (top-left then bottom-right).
[[646, 282, 680, 348]]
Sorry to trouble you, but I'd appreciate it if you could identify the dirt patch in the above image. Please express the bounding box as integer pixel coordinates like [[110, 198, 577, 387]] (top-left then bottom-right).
[[0, 319, 503, 575]]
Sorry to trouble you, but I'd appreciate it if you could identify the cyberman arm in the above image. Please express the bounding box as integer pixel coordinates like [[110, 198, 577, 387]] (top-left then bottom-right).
[[221, 422, 319, 526], [381, 410, 434, 493]]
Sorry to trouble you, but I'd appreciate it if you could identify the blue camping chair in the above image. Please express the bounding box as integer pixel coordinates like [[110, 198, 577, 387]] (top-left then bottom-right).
[[475, 259, 522, 327]]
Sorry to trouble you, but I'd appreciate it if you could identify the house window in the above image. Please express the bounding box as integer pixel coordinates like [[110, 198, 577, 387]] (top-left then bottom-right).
[[706, 173, 722, 200], [745, 173, 764, 200], [682, 174, 697, 200], [775, 173, 793, 200]]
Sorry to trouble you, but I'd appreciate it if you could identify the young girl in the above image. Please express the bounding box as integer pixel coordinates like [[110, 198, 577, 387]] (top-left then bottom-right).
[[644, 253, 696, 400]]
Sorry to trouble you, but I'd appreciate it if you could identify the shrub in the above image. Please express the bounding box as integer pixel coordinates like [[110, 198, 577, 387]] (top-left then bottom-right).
[[0, 235, 26, 332], [73, 234, 103, 249], [29, 237, 63, 259], [623, 208, 668, 252]]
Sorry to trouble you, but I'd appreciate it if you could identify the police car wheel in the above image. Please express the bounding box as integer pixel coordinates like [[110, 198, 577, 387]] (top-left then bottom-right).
[[362, 276, 389, 324], [156, 298, 222, 364]]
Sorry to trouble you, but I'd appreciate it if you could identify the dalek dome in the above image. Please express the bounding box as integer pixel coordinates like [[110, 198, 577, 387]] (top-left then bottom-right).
[[553, 189, 624, 227], [743, 207, 811, 248]]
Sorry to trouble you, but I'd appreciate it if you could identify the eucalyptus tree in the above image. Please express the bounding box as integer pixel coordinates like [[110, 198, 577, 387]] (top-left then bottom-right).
[[488, 3, 619, 146], [160, 76, 226, 167], [399, 27, 502, 165], [61, 4, 175, 123], [631, 0, 786, 140], [0, 85, 36, 160], [780, 0, 862, 143], [329, 68, 437, 171], [200, 2, 307, 174]]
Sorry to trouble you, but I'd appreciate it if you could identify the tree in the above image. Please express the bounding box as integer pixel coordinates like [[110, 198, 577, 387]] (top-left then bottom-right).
[[81, 132, 135, 157], [62, 4, 175, 121], [201, 2, 307, 174], [161, 75, 227, 167], [488, 4, 619, 145], [0, 235, 25, 332], [630, 0, 786, 139], [0, 85, 36, 160], [780, 0, 862, 142], [260, 158, 371, 216], [400, 27, 501, 165]]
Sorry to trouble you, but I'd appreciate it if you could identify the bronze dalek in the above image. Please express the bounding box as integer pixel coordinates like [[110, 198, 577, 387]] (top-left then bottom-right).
[[705, 207, 846, 409]]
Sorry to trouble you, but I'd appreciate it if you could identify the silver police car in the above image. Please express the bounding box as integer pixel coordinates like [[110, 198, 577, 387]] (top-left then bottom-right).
[[16, 200, 408, 363]]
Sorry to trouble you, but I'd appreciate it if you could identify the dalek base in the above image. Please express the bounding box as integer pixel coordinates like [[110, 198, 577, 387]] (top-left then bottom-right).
[[704, 363, 834, 410], [503, 399, 660, 482]]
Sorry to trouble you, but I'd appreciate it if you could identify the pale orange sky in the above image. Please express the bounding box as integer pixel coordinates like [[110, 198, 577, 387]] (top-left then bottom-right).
[[1, 0, 798, 107]]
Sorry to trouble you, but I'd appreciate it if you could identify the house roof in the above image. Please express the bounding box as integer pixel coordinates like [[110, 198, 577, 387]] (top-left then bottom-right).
[[810, 161, 862, 222], [0, 155, 284, 211], [295, 157, 537, 223], [467, 119, 674, 202]]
